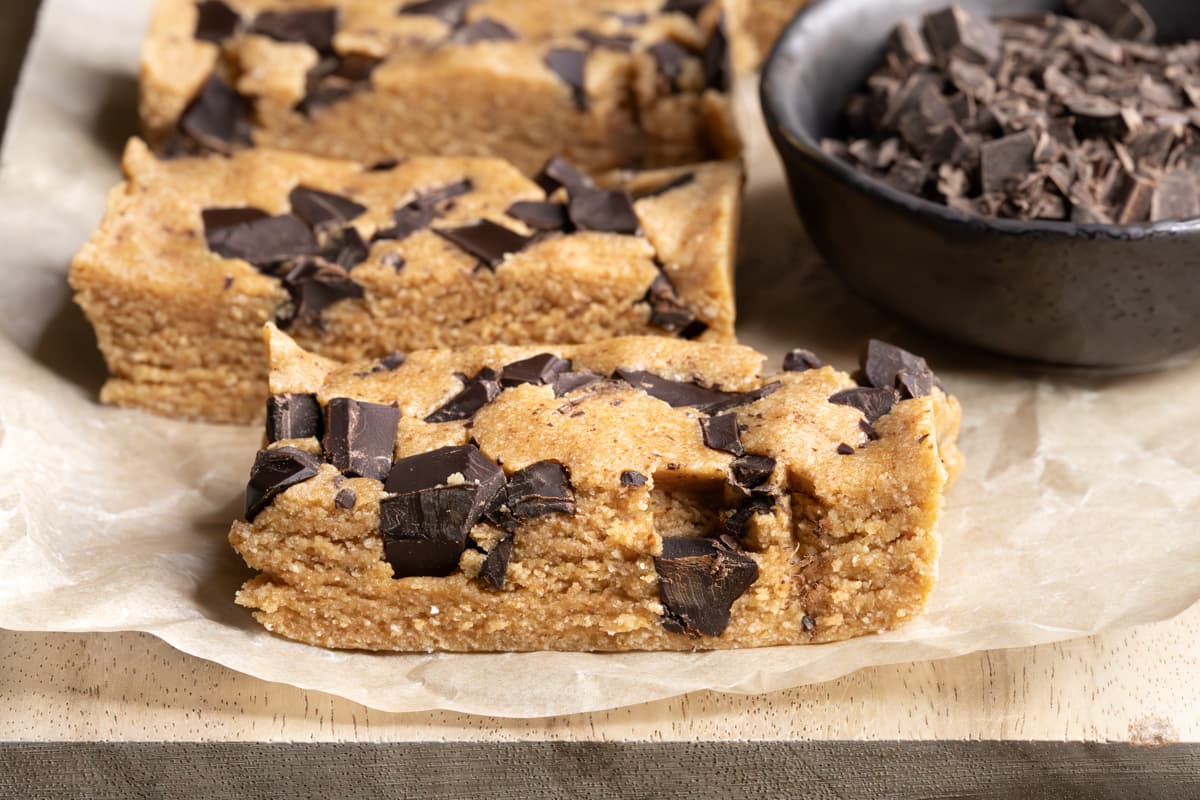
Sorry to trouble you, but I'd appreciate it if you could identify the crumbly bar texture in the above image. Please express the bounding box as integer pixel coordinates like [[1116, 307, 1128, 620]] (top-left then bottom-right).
[[142, 0, 740, 174], [229, 326, 963, 652], [70, 139, 739, 423], [726, 0, 810, 71]]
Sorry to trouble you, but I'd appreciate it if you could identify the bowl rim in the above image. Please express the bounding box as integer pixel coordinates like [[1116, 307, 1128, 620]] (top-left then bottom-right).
[[758, 0, 1200, 240]]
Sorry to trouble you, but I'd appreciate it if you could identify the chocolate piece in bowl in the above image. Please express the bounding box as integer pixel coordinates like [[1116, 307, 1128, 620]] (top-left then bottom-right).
[[227, 326, 963, 651]]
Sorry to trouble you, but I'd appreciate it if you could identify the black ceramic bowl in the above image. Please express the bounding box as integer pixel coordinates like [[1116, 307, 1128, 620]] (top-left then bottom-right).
[[761, 0, 1200, 368]]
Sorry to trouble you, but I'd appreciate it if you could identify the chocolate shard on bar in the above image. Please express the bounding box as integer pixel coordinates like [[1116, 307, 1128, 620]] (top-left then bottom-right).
[[782, 349, 823, 372], [179, 75, 251, 153], [553, 371, 602, 397], [375, 352, 407, 372], [425, 368, 501, 422], [298, 54, 382, 114], [278, 256, 364, 328], [434, 220, 532, 269], [700, 413, 743, 456], [633, 173, 695, 200], [620, 470, 648, 487], [534, 157, 592, 196], [322, 397, 400, 480], [644, 273, 701, 335], [721, 492, 775, 538], [288, 186, 367, 230], [452, 18, 518, 44], [398, 0, 474, 27], [576, 30, 635, 51], [245, 446, 321, 521], [568, 187, 642, 235], [202, 208, 318, 267], [505, 200, 570, 231], [380, 444, 506, 578], [829, 387, 899, 423], [195, 0, 241, 42], [545, 48, 588, 111], [837, 443, 855, 455], [729, 454, 775, 491], [320, 226, 370, 270], [649, 40, 691, 93], [376, 179, 473, 241], [266, 393, 323, 442], [506, 461, 576, 519], [250, 8, 338, 53], [655, 536, 758, 637], [615, 369, 734, 411], [477, 534, 515, 590], [704, 382, 782, 415], [862, 340, 939, 399], [334, 487, 357, 510], [500, 353, 571, 387]]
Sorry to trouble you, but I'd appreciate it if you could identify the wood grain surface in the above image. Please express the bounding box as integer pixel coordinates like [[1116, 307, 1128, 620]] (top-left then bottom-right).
[[1, 603, 1197, 742], [3, 741, 1199, 799]]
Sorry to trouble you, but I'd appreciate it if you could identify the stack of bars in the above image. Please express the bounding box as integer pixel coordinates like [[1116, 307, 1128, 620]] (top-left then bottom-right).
[[70, 0, 962, 652]]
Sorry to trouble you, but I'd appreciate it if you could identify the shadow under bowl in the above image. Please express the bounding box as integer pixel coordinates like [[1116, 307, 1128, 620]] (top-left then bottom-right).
[[761, 0, 1200, 369]]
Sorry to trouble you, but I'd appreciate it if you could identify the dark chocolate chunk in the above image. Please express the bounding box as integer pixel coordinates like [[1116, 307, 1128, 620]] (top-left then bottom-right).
[[534, 156, 592, 196], [700, 414, 743, 456], [452, 18, 518, 44], [425, 368, 501, 423], [278, 256, 364, 328], [615, 369, 734, 411], [288, 185, 367, 230], [250, 8, 338, 53], [568, 187, 641, 235], [655, 536, 758, 637], [553, 371, 603, 397], [921, 6, 1001, 68], [376, 352, 407, 371], [334, 487, 357, 510], [729, 454, 775, 490], [379, 445, 506, 578], [506, 461, 575, 519], [702, 17, 730, 92], [298, 53, 381, 113], [376, 179, 474, 241], [1151, 169, 1200, 222], [397, 0, 473, 27], [195, 0, 241, 42], [704, 382, 782, 415], [862, 340, 939, 399], [836, 443, 855, 456], [576, 29, 635, 51], [644, 273, 701, 336], [266, 393, 323, 442], [179, 75, 251, 154], [545, 48, 588, 110], [649, 40, 692, 93], [720, 493, 775, 538], [506, 200, 570, 231], [782, 349, 823, 372], [434, 220, 532, 269], [1066, 95, 1130, 140], [980, 131, 1037, 195], [322, 397, 399, 480], [500, 353, 571, 387], [662, 0, 707, 19], [477, 534, 514, 590], [632, 172, 695, 200], [859, 419, 881, 441], [367, 158, 401, 171], [801, 613, 817, 632], [202, 208, 318, 267], [244, 446, 321, 521], [828, 387, 898, 423], [1065, 0, 1155, 43], [320, 226, 370, 270], [620, 470, 648, 487]]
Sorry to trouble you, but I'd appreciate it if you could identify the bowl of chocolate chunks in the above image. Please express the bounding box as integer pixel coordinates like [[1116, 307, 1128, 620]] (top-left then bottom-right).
[[762, 0, 1200, 368]]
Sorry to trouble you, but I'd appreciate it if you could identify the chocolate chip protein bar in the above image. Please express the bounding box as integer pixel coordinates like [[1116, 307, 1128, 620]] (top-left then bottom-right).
[[229, 325, 963, 652], [70, 140, 739, 423], [142, 0, 740, 174]]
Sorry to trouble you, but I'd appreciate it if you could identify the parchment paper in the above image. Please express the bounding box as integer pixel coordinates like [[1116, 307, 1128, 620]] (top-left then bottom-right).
[[1, 0, 1199, 719]]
